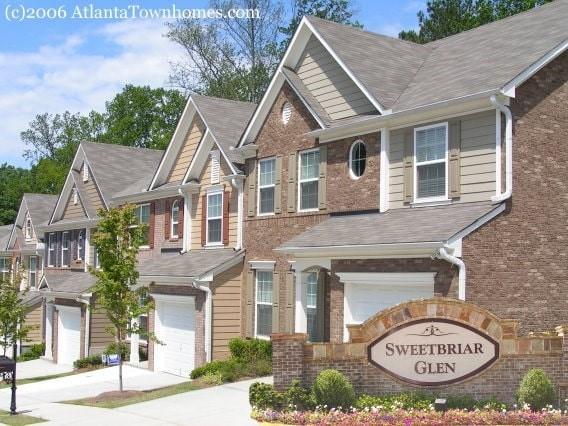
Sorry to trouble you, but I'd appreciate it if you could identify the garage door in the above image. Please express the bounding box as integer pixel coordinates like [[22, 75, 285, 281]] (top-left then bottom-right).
[[57, 306, 81, 365], [156, 297, 195, 377], [340, 272, 435, 340]]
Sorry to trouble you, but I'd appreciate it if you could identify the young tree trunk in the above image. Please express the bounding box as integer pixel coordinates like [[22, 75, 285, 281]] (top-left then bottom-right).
[[117, 330, 123, 392]]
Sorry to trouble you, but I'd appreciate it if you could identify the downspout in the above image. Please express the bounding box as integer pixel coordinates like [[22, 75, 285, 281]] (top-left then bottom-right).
[[490, 95, 513, 203], [434, 247, 466, 301], [229, 177, 244, 250], [192, 281, 212, 363]]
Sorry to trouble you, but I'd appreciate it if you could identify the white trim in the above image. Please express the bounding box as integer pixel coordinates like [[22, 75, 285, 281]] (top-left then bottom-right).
[[447, 203, 506, 245], [84, 228, 91, 271], [413, 122, 449, 203], [257, 157, 276, 216], [170, 199, 180, 239], [24, 213, 33, 241], [254, 270, 274, 340], [210, 149, 221, 184], [280, 71, 326, 128], [205, 190, 223, 246], [47, 233, 56, 267], [379, 129, 390, 212], [297, 148, 320, 212], [61, 231, 70, 268], [277, 241, 442, 259], [151, 293, 195, 304], [249, 260, 276, 271], [182, 129, 212, 184], [494, 109, 502, 196], [348, 140, 366, 180], [135, 203, 151, 249]]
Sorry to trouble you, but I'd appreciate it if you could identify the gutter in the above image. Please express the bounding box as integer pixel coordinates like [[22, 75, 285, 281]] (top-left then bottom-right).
[[110, 182, 200, 207], [434, 247, 466, 301], [192, 280, 212, 363], [490, 96, 513, 203]]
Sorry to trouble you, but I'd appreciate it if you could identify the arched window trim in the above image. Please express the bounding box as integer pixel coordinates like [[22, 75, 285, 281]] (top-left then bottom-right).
[[349, 139, 367, 180], [171, 199, 180, 238]]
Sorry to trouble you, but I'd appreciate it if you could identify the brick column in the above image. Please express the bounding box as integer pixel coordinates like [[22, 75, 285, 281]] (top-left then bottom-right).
[[272, 333, 307, 391]]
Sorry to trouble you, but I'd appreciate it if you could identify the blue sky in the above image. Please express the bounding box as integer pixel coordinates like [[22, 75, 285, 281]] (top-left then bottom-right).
[[0, 0, 424, 168]]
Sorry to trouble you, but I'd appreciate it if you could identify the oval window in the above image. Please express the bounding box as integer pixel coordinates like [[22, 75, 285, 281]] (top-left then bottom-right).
[[282, 102, 292, 124], [349, 140, 366, 179]]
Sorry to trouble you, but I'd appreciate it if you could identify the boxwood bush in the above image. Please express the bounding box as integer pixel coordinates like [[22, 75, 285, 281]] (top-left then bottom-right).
[[312, 369, 356, 410], [73, 354, 103, 369], [517, 368, 556, 411], [17, 343, 45, 362]]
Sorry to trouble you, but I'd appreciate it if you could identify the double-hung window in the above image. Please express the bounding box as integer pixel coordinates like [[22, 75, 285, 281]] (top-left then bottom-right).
[[135, 204, 151, 247], [206, 192, 223, 245], [298, 149, 320, 211], [171, 200, 180, 238], [305, 271, 318, 342], [0, 258, 9, 282], [48, 233, 56, 267], [61, 232, 70, 267], [77, 230, 85, 261], [28, 256, 37, 287], [255, 271, 273, 338], [414, 123, 448, 202], [258, 158, 275, 215]]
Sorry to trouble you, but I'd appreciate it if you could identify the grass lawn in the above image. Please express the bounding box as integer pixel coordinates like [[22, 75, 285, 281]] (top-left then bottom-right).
[[0, 371, 77, 390], [62, 379, 213, 409], [0, 410, 45, 425]]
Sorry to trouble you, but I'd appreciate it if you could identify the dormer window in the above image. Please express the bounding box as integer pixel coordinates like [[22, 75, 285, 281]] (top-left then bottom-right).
[[25, 215, 33, 240], [83, 163, 89, 182], [282, 102, 292, 124]]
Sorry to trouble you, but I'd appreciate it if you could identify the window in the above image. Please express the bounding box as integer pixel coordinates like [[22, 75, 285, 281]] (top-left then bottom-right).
[[298, 149, 320, 211], [414, 123, 448, 201], [0, 258, 9, 282], [210, 150, 220, 184], [28, 256, 37, 288], [25, 215, 33, 240], [48, 233, 56, 267], [349, 140, 367, 179], [258, 158, 275, 215], [77, 230, 85, 261], [306, 271, 319, 342], [282, 102, 292, 124], [255, 271, 273, 338], [171, 200, 180, 238], [135, 204, 151, 246], [206, 192, 223, 244], [61, 232, 70, 267]]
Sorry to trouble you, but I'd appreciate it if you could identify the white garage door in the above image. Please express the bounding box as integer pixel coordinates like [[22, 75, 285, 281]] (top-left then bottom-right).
[[156, 297, 195, 377], [341, 272, 435, 341], [57, 306, 81, 365]]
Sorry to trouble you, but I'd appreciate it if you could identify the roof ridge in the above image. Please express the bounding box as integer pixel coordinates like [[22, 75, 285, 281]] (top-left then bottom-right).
[[192, 94, 257, 107], [81, 141, 164, 154]]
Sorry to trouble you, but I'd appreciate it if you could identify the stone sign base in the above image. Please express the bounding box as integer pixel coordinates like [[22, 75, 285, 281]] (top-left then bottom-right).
[[272, 298, 568, 405]]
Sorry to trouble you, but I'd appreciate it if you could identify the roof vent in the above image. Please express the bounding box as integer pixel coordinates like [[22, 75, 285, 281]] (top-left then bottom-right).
[[83, 162, 89, 182], [282, 102, 292, 125]]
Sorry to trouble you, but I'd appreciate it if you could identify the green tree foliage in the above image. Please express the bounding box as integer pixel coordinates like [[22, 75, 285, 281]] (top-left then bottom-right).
[[90, 205, 150, 391], [0, 266, 32, 358], [399, 0, 553, 44], [0, 164, 31, 225], [517, 368, 556, 411]]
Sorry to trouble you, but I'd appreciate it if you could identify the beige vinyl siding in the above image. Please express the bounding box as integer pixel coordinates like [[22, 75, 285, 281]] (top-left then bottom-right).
[[89, 295, 114, 354], [295, 36, 376, 120], [190, 153, 238, 249], [168, 117, 205, 184], [62, 186, 87, 220], [25, 302, 43, 344], [211, 263, 243, 360], [81, 164, 105, 211], [389, 110, 496, 208]]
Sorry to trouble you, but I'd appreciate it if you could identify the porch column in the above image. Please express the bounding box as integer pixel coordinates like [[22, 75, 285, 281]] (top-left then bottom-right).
[[44, 301, 54, 360], [129, 318, 140, 365]]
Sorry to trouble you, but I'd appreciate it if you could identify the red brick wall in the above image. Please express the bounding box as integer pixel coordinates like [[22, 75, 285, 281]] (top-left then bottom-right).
[[138, 197, 184, 261], [463, 52, 568, 334]]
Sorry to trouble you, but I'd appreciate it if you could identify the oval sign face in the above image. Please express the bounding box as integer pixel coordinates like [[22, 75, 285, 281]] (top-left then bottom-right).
[[368, 318, 499, 386]]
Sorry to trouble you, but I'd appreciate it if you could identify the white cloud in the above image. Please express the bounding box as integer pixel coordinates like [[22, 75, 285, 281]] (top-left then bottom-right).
[[0, 19, 184, 167]]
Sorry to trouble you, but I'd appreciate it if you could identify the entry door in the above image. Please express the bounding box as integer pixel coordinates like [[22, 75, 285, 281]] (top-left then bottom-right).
[[156, 298, 196, 377], [57, 307, 81, 365]]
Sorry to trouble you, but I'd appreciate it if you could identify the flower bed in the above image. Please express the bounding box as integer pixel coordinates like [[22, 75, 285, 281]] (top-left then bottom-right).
[[252, 407, 568, 425]]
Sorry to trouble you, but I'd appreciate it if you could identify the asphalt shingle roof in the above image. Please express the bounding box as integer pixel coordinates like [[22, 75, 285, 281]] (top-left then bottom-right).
[[42, 271, 95, 295], [0, 225, 12, 251], [24, 194, 58, 227], [279, 202, 502, 249]]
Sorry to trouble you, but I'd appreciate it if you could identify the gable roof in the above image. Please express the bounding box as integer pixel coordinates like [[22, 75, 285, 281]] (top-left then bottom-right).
[[40, 270, 95, 295], [23, 194, 58, 227], [0, 225, 12, 252]]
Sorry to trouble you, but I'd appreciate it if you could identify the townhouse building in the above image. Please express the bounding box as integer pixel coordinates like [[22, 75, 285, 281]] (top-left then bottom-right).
[[236, 1, 568, 347]]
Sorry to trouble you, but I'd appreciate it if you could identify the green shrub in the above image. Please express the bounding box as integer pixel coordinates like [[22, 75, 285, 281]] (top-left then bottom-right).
[[312, 369, 355, 411], [285, 380, 315, 411], [190, 360, 229, 379], [104, 342, 129, 360], [17, 343, 45, 362], [356, 393, 434, 411], [517, 368, 556, 411], [250, 382, 285, 410], [200, 371, 224, 386], [73, 354, 103, 369], [229, 338, 271, 362]]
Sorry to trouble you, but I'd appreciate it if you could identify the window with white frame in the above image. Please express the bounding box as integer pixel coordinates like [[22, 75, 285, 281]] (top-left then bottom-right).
[[258, 158, 275, 215], [171, 200, 180, 238], [25, 215, 33, 240], [210, 150, 220, 184], [61, 232, 70, 267], [305, 271, 318, 342], [0, 258, 10, 282], [48, 233, 56, 266], [135, 204, 151, 246], [414, 123, 448, 201], [28, 256, 37, 288], [255, 271, 273, 338], [77, 230, 85, 261], [298, 149, 320, 211], [349, 140, 367, 179], [206, 192, 223, 244]]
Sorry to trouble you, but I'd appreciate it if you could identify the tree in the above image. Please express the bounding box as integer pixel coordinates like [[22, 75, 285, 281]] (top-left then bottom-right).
[[0, 265, 32, 358], [0, 164, 31, 226], [167, 0, 285, 102], [399, 0, 553, 44], [279, 0, 362, 52], [100, 85, 186, 150], [90, 205, 149, 391]]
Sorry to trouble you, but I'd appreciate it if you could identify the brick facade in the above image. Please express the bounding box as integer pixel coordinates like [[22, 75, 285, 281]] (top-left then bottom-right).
[[463, 52, 568, 334]]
